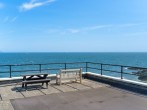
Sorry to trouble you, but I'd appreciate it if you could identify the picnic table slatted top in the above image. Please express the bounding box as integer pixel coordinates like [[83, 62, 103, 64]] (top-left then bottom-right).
[[21, 73, 48, 77]]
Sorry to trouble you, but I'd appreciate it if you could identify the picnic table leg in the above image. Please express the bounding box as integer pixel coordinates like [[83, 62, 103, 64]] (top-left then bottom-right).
[[22, 76, 26, 88], [22, 83, 24, 88], [25, 83, 27, 90], [46, 82, 48, 88], [42, 82, 44, 86]]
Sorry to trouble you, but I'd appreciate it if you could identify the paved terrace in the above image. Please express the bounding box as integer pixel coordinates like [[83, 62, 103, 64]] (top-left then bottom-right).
[[0, 79, 147, 110]]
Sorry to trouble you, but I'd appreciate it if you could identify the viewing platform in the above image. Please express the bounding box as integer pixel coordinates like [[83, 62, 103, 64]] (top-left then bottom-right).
[[0, 78, 147, 110], [0, 79, 107, 110], [0, 62, 147, 110]]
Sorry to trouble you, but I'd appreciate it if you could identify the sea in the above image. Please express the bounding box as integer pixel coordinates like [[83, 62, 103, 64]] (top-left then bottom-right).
[[0, 52, 147, 81]]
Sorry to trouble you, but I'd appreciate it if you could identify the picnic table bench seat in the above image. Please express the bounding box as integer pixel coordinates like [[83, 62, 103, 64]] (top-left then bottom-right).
[[22, 79, 51, 90]]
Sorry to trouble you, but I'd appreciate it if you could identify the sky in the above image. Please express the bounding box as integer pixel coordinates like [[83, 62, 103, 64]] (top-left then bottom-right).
[[0, 0, 147, 52]]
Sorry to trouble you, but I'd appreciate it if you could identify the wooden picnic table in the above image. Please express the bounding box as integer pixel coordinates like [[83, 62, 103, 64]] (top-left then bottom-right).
[[21, 73, 49, 89]]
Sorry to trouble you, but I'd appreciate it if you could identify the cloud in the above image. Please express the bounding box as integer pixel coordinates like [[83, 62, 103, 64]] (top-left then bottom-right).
[[45, 25, 112, 35], [83, 25, 112, 31], [0, 3, 4, 9], [68, 29, 80, 34], [45, 23, 144, 35], [19, 0, 56, 11], [3, 16, 18, 23], [46, 29, 59, 33], [67, 25, 112, 34]]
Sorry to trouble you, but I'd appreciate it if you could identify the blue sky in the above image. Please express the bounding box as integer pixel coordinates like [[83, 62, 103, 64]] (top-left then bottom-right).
[[0, 0, 147, 52]]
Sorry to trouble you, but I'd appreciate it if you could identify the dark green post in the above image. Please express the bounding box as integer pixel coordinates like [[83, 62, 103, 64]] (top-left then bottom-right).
[[86, 62, 88, 72], [121, 66, 123, 79], [101, 64, 103, 75], [39, 64, 41, 73], [65, 63, 67, 70], [9, 65, 12, 78]]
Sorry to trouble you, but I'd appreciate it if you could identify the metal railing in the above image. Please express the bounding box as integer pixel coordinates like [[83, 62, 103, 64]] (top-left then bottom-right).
[[0, 62, 147, 83]]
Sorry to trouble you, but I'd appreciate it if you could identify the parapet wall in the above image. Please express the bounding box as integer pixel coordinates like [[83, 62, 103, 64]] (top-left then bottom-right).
[[84, 72, 147, 95]]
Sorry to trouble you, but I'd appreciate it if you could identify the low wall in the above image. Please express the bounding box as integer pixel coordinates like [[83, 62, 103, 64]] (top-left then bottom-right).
[[84, 72, 147, 95]]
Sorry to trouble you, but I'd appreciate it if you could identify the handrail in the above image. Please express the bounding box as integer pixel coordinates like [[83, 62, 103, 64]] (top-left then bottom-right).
[[88, 62, 147, 69], [0, 62, 147, 82]]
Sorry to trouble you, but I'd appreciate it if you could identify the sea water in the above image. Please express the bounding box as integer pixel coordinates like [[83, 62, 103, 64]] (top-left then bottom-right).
[[0, 52, 147, 80]]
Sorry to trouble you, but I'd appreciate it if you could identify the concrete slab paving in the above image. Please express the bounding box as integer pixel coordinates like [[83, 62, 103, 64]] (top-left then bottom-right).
[[0, 101, 14, 110], [20, 89, 44, 98], [1, 79, 146, 110], [39, 86, 61, 95], [11, 87, 147, 110], [53, 84, 77, 92], [0, 86, 24, 101], [82, 80, 105, 88], [67, 83, 91, 90]]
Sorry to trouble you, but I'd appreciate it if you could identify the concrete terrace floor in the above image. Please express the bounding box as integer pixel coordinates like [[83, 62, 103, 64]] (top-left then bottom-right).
[[0, 79, 147, 110]]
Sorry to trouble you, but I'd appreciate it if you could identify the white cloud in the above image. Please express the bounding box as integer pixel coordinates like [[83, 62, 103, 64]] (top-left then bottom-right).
[[45, 23, 144, 35], [68, 29, 80, 34], [0, 3, 4, 9], [19, 0, 56, 11], [45, 25, 112, 35], [83, 25, 112, 31], [3, 16, 18, 23], [67, 25, 111, 34], [46, 29, 59, 33]]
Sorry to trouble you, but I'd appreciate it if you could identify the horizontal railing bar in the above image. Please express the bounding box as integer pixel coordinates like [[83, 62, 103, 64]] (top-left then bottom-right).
[[66, 67, 86, 69], [41, 69, 61, 71], [88, 62, 122, 66], [86, 62, 102, 65], [87, 67, 101, 70], [88, 67, 122, 74], [10, 70, 40, 73], [0, 62, 86, 67], [102, 69, 121, 73], [122, 72, 140, 76], [0, 71, 10, 73], [63, 62, 86, 64], [0, 68, 87, 74], [40, 68, 86, 72]]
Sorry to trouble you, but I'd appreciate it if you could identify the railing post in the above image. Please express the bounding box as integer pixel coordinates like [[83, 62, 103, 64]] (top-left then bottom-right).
[[39, 64, 41, 73], [65, 63, 67, 70], [86, 62, 88, 72], [100, 64, 103, 75], [9, 65, 12, 78], [121, 66, 123, 79]]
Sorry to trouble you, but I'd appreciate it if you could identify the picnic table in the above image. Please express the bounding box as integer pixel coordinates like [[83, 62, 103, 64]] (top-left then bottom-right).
[[21, 73, 50, 90]]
